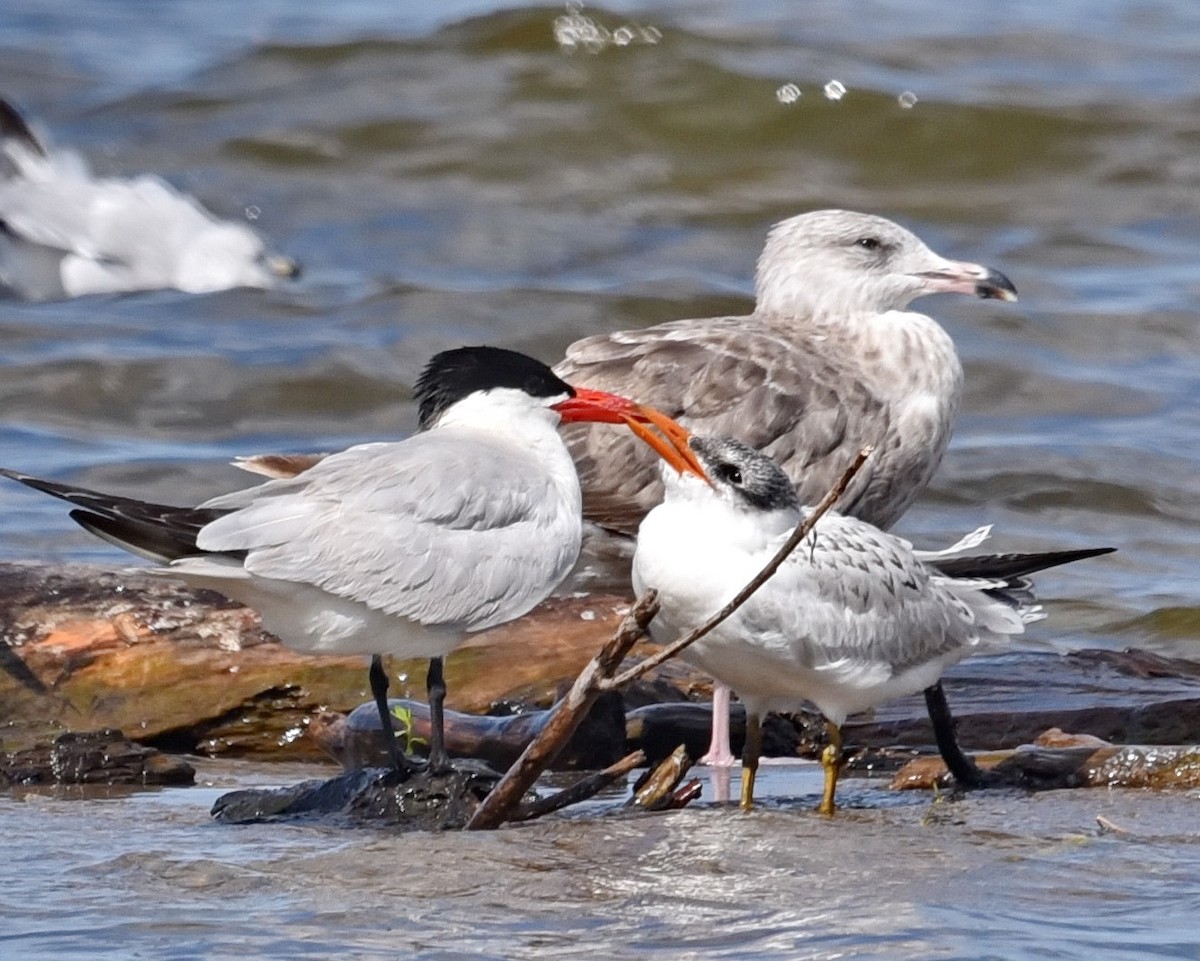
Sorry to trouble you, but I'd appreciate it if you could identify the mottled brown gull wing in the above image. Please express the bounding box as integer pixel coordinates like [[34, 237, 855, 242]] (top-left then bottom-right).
[[556, 315, 905, 533]]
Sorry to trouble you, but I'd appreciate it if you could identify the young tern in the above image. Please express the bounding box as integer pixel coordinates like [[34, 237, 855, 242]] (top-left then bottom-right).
[[631, 433, 1112, 813]]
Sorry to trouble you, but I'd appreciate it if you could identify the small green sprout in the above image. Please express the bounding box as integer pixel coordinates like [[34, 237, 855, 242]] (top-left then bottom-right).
[[389, 703, 429, 756]]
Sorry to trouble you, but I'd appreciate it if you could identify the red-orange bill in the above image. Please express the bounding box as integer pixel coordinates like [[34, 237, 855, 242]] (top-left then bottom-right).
[[620, 406, 709, 481], [553, 388, 708, 481]]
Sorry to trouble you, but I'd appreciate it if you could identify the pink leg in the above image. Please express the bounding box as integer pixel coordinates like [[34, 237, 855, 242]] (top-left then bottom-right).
[[699, 680, 737, 767]]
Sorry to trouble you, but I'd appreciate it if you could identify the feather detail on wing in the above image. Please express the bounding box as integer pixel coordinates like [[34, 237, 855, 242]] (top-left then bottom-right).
[[555, 317, 903, 532]]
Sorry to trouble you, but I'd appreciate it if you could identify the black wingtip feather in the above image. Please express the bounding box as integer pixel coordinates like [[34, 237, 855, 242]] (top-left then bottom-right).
[[3, 466, 228, 562], [69, 510, 197, 563], [932, 546, 1116, 581]]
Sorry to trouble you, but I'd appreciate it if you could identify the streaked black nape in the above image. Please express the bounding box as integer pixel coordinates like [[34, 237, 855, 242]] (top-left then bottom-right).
[[689, 435, 801, 513], [416, 346, 574, 429]]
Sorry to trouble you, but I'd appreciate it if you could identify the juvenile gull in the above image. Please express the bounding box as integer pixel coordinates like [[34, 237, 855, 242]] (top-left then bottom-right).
[[0, 98, 298, 300], [555, 208, 1017, 771], [632, 435, 1113, 812], [0, 346, 701, 775]]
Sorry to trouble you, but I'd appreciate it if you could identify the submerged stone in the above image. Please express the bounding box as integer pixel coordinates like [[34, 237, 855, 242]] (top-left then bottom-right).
[[211, 764, 503, 831]]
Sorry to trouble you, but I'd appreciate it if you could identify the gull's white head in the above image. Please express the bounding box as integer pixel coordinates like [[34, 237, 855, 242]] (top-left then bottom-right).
[[174, 221, 298, 294], [754, 209, 1017, 319]]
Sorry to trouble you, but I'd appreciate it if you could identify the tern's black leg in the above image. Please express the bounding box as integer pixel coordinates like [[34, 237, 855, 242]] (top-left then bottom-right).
[[370, 654, 418, 774], [924, 680, 994, 788], [426, 656, 451, 774]]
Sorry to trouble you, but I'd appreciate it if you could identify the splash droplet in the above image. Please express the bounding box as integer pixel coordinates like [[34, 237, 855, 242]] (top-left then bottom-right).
[[553, 10, 610, 52], [775, 83, 802, 105], [553, 5, 660, 54], [897, 90, 918, 109], [823, 80, 847, 101], [244, 204, 261, 221]]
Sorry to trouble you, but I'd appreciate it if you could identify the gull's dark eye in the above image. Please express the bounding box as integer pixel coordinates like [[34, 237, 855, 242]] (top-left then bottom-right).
[[855, 236, 882, 251], [715, 462, 743, 486]]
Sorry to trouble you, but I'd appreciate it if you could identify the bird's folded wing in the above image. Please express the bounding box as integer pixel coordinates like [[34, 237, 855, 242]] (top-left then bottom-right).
[[556, 318, 890, 532], [730, 518, 987, 676], [196, 435, 577, 628]]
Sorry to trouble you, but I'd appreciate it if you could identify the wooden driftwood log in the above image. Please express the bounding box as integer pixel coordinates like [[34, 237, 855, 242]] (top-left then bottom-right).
[[308, 693, 629, 773], [0, 561, 651, 757]]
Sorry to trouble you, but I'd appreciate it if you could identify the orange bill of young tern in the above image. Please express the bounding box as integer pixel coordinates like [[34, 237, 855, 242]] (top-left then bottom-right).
[[0, 346, 700, 777], [630, 430, 1113, 814]]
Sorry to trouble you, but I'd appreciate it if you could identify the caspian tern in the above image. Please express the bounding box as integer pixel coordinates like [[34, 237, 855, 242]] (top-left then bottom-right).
[[1, 346, 700, 775], [555, 208, 1018, 774], [0, 98, 298, 300], [632, 434, 1113, 813]]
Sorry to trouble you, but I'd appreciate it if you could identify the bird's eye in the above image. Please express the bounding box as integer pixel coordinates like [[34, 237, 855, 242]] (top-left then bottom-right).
[[716, 462, 743, 486], [855, 236, 882, 251]]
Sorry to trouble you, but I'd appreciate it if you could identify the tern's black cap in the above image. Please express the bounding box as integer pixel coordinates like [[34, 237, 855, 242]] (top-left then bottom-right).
[[416, 346, 575, 429]]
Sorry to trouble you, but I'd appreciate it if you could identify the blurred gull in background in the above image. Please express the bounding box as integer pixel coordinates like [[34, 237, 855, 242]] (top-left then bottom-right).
[[0, 98, 299, 301]]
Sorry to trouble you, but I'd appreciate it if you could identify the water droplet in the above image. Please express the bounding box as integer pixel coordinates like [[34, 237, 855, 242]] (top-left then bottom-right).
[[823, 80, 847, 101], [244, 204, 261, 221], [552, 5, 660, 53], [898, 90, 918, 109], [553, 10, 611, 53], [775, 83, 802, 105]]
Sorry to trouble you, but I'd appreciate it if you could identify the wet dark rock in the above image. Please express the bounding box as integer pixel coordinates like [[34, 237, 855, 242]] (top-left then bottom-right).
[[1, 728, 195, 786], [890, 726, 1200, 791], [211, 764, 502, 831]]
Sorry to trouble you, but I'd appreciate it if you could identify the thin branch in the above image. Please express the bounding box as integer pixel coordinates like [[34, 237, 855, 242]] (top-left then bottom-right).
[[511, 750, 646, 821], [602, 443, 874, 689], [464, 592, 659, 830]]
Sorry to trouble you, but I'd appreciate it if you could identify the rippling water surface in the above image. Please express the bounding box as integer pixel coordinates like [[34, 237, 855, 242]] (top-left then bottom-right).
[[4, 761, 1200, 961], [2, 1, 1199, 957]]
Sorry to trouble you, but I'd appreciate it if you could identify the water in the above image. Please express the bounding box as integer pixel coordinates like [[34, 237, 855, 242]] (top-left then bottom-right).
[[2, 1, 1199, 957], [4, 760, 1200, 961]]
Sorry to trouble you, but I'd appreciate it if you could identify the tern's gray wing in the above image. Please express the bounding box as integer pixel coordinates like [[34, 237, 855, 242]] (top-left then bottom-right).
[[195, 433, 580, 631], [735, 514, 1019, 677], [557, 317, 914, 533]]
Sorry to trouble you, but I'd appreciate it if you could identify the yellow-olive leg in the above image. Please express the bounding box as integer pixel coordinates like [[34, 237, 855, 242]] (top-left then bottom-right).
[[739, 712, 763, 811], [817, 720, 843, 816]]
